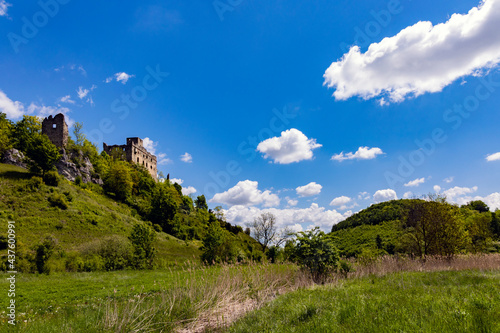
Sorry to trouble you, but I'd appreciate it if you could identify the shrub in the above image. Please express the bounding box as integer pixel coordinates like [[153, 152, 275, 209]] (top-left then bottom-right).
[[129, 224, 157, 269], [338, 259, 355, 278], [74, 176, 83, 186], [63, 191, 73, 202], [65, 252, 85, 272], [48, 193, 68, 210], [294, 227, 340, 283], [27, 176, 44, 191], [34, 235, 58, 274], [43, 170, 60, 186], [80, 236, 133, 271]]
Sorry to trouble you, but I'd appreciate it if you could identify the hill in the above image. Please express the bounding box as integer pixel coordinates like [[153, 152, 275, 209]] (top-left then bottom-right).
[[0, 163, 260, 272], [330, 199, 500, 257]]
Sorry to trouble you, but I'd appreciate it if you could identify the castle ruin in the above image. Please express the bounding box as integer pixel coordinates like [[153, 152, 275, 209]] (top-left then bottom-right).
[[42, 113, 69, 148], [103, 138, 158, 180]]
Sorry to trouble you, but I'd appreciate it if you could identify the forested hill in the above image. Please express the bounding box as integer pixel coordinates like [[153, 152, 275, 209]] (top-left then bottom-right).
[[331, 199, 421, 232]]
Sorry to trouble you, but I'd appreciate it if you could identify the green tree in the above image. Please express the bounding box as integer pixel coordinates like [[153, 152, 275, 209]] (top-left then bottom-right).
[[0, 112, 13, 154], [201, 218, 227, 264], [103, 161, 133, 201], [195, 195, 208, 210], [149, 182, 180, 233], [25, 134, 61, 176], [129, 223, 157, 269], [12, 115, 41, 153], [34, 236, 58, 274], [294, 227, 339, 283]]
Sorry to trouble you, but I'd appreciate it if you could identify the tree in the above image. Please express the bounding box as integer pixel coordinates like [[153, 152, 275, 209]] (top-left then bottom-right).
[[129, 223, 157, 269], [25, 134, 61, 176], [12, 115, 41, 153], [195, 195, 208, 210], [72, 122, 85, 146], [201, 218, 227, 264], [248, 212, 292, 251], [403, 198, 469, 258], [34, 235, 58, 274], [149, 182, 180, 233], [294, 228, 339, 283], [0, 112, 13, 154], [463, 200, 490, 213], [103, 161, 133, 201]]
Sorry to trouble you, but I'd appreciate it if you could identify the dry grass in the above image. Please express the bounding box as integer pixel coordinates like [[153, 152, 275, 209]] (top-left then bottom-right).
[[99, 254, 500, 333]]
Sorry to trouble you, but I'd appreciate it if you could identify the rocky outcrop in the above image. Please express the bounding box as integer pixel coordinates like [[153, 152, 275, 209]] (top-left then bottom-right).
[[1, 149, 27, 168], [55, 148, 103, 185]]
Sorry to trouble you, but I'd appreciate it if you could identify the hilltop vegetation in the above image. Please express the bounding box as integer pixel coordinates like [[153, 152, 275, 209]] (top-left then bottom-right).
[[330, 198, 500, 258]]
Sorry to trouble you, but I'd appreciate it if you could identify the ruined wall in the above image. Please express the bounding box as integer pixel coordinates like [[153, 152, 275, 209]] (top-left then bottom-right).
[[41, 113, 68, 148], [103, 137, 158, 180]]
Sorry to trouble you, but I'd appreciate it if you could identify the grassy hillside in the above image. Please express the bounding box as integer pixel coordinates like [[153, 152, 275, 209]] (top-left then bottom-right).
[[0, 163, 201, 266], [229, 270, 500, 332]]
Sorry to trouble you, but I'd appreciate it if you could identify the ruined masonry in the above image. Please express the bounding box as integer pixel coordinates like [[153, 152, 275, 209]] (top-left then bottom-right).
[[42, 113, 69, 148], [103, 138, 158, 180]]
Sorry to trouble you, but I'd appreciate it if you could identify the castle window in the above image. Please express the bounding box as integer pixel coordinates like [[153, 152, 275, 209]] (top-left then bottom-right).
[[52, 124, 57, 129], [137, 157, 139, 163], [150, 166, 152, 169], [146, 163, 148, 168]]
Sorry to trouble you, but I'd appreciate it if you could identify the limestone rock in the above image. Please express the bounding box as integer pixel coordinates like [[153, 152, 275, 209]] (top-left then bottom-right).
[[55, 148, 102, 185], [1, 149, 27, 168]]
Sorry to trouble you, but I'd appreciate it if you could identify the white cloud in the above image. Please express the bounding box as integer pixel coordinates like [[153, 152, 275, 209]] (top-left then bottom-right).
[[296, 182, 323, 197], [479, 193, 500, 211], [170, 178, 183, 185], [442, 186, 478, 201], [107, 72, 135, 84], [143, 137, 157, 155], [358, 191, 371, 200], [287, 199, 298, 207], [224, 203, 352, 232], [486, 152, 500, 161], [444, 177, 455, 183], [157, 153, 172, 165], [26, 103, 74, 127], [58, 95, 75, 104], [0, 1, 11, 17], [0, 90, 24, 119], [76, 86, 95, 100], [404, 177, 426, 187], [434, 185, 442, 193], [210, 180, 280, 208], [403, 191, 413, 199], [324, 0, 500, 103], [331, 146, 384, 162], [257, 128, 322, 164], [182, 186, 197, 196], [373, 189, 398, 203], [330, 196, 351, 206], [180, 152, 192, 163]]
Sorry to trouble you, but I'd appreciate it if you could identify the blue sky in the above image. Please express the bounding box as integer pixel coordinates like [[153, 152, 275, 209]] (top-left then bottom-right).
[[1, 0, 500, 231]]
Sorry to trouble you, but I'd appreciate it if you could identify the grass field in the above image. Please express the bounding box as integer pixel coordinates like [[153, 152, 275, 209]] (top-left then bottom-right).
[[0, 263, 305, 332], [229, 270, 500, 333]]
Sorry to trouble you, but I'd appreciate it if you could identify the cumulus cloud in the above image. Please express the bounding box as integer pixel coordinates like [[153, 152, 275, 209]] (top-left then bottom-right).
[[0, 1, 11, 17], [224, 203, 352, 232], [180, 152, 192, 163], [324, 0, 500, 103], [182, 186, 197, 196], [77, 87, 89, 99], [404, 177, 426, 187], [143, 137, 158, 155], [106, 72, 135, 84], [442, 186, 478, 201], [170, 178, 183, 185], [486, 152, 500, 161], [358, 191, 371, 200], [211, 180, 280, 208], [287, 199, 298, 207], [157, 153, 172, 165], [373, 189, 398, 203], [331, 146, 384, 162], [257, 129, 322, 164], [0, 90, 24, 119], [330, 196, 351, 206], [403, 191, 413, 199], [27, 103, 73, 124], [296, 182, 322, 197], [434, 185, 442, 193]]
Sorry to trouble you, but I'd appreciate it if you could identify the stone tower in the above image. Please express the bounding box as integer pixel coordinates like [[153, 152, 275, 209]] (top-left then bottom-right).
[[42, 113, 68, 148]]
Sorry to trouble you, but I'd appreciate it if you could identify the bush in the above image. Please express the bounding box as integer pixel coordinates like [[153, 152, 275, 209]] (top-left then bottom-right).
[[63, 191, 73, 202], [294, 227, 340, 283], [27, 176, 44, 191], [43, 170, 60, 186], [48, 193, 68, 210], [34, 235, 58, 274], [129, 224, 157, 269], [80, 236, 133, 271], [74, 176, 83, 186]]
